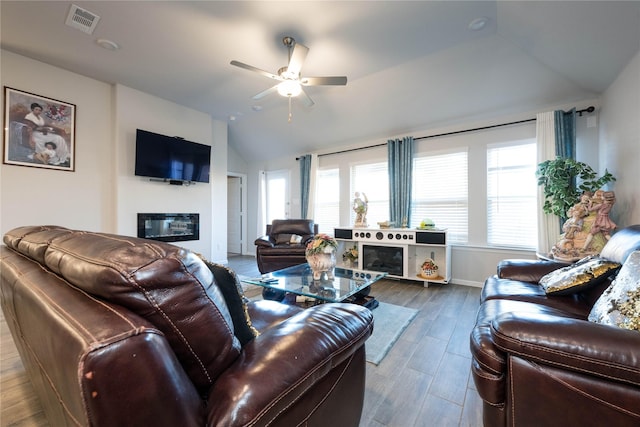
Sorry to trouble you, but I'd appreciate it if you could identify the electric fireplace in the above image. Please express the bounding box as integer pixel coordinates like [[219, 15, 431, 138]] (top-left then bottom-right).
[[362, 244, 407, 277], [137, 213, 199, 242]]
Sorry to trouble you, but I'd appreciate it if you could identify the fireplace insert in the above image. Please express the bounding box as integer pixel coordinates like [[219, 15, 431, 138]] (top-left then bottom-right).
[[137, 213, 199, 242], [362, 244, 406, 277]]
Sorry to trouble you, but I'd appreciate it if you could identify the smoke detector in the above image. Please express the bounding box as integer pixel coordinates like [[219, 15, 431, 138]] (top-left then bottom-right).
[[65, 4, 101, 34]]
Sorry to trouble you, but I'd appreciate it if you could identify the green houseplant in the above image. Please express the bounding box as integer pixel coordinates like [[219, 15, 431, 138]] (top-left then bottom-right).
[[536, 157, 616, 220]]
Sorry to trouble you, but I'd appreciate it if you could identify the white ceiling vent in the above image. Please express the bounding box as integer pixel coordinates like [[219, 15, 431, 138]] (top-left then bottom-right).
[[65, 4, 100, 35]]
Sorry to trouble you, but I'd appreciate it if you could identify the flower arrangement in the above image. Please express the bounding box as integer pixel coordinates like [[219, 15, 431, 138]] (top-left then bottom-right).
[[305, 233, 338, 256], [343, 244, 358, 262], [421, 259, 438, 271]]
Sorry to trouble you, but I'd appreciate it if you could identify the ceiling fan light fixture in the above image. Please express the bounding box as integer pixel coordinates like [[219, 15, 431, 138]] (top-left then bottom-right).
[[277, 80, 302, 97]]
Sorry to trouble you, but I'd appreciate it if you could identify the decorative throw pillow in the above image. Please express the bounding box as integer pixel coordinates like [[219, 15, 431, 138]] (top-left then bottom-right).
[[539, 255, 621, 295], [588, 250, 640, 331], [198, 256, 260, 345], [275, 234, 293, 245], [275, 234, 303, 245]]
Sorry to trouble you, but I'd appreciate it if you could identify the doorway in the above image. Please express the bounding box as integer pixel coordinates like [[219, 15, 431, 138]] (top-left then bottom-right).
[[227, 173, 247, 255], [265, 169, 291, 222]]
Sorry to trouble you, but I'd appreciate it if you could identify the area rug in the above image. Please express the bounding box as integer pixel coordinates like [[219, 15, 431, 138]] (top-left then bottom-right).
[[240, 281, 417, 365], [365, 302, 418, 365]]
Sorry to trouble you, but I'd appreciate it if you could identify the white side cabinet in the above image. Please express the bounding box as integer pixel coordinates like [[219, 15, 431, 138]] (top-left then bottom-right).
[[334, 227, 451, 287]]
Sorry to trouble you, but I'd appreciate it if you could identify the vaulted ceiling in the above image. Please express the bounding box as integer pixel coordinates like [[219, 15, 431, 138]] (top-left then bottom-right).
[[2, 1, 639, 162]]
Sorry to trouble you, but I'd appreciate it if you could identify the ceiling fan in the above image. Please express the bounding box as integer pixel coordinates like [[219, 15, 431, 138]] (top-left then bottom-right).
[[230, 36, 347, 121]]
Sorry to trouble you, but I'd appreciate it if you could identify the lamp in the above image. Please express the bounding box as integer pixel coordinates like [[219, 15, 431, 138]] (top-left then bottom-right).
[[277, 80, 302, 97]]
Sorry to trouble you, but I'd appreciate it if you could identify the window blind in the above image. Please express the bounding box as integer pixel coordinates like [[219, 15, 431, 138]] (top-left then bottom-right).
[[313, 168, 340, 234], [487, 141, 537, 248], [411, 150, 468, 244]]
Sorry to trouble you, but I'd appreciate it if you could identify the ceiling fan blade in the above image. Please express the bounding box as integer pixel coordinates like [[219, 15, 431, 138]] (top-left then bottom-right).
[[252, 85, 278, 100], [287, 43, 309, 76], [300, 76, 348, 86], [299, 88, 315, 107], [230, 60, 282, 81]]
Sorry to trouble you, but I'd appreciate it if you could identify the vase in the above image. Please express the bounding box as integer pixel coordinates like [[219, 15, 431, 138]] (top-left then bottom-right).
[[306, 252, 336, 280]]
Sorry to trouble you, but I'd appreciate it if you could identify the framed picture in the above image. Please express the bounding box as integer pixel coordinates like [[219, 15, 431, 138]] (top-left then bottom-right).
[[3, 87, 75, 171]]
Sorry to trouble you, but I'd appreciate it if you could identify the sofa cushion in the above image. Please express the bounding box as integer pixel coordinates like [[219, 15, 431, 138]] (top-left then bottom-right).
[[538, 255, 620, 295], [3, 225, 241, 396], [480, 276, 592, 314], [200, 258, 259, 345], [589, 250, 640, 331]]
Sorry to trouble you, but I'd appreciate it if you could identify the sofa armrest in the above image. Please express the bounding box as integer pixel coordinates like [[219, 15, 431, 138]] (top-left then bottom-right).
[[497, 259, 568, 283], [205, 303, 373, 426], [254, 235, 274, 247], [492, 312, 640, 386]]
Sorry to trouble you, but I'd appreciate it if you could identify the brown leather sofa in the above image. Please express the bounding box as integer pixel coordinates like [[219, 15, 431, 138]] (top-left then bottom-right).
[[254, 219, 318, 274], [471, 224, 640, 427], [1, 225, 373, 427]]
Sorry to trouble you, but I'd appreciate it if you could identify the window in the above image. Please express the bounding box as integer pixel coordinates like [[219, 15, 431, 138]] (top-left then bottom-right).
[[411, 150, 468, 244], [350, 161, 389, 225], [487, 141, 537, 248], [314, 168, 340, 234]]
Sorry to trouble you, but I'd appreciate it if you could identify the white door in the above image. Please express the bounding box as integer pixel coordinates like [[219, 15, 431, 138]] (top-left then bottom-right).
[[227, 175, 245, 254], [265, 169, 290, 222]]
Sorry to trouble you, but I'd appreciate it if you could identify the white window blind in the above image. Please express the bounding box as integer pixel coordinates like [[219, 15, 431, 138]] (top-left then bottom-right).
[[487, 141, 537, 248], [313, 168, 340, 234], [410, 150, 468, 244], [351, 161, 389, 226]]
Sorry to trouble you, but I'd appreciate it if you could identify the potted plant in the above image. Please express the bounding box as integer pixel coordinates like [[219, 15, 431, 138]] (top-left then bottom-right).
[[342, 244, 358, 266], [536, 157, 616, 220]]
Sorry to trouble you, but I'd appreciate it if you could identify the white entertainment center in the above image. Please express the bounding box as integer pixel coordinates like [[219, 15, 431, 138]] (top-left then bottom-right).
[[334, 227, 451, 286]]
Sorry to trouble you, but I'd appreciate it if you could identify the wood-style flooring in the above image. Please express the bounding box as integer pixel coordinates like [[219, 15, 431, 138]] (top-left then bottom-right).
[[0, 254, 484, 427]]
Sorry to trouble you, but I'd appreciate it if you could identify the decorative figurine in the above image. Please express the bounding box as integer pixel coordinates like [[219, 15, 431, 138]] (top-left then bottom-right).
[[551, 190, 617, 261], [353, 192, 368, 228]]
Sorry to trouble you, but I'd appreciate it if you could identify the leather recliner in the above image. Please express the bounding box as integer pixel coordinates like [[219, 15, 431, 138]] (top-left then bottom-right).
[[254, 219, 318, 274], [1, 225, 373, 427], [470, 224, 640, 427]]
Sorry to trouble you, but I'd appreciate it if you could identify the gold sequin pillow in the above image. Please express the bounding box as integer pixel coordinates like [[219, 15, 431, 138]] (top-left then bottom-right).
[[588, 250, 640, 331], [539, 255, 621, 295]]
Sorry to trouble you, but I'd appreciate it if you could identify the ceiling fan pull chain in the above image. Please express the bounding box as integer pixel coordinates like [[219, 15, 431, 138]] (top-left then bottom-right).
[[288, 96, 293, 123]]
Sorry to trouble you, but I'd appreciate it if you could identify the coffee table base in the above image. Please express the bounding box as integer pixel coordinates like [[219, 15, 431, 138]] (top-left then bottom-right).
[[261, 287, 379, 310], [344, 295, 379, 310]]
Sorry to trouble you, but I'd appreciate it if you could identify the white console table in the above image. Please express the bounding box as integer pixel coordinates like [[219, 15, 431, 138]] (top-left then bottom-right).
[[334, 227, 451, 286]]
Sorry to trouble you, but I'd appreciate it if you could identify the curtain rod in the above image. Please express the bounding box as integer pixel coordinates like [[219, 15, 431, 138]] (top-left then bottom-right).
[[297, 106, 594, 159]]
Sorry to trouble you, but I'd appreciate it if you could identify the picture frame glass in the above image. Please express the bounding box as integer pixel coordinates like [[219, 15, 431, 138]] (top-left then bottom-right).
[[3, 86, 76, 171]]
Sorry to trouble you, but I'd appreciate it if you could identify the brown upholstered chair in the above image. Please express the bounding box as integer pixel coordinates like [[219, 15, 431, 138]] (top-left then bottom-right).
[[254, 219, 318, 274]]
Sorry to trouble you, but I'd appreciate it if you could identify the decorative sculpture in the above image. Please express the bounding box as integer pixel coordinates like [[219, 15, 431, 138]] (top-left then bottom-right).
[[552, 190, 617, 261], [353, 192, 368, 228]]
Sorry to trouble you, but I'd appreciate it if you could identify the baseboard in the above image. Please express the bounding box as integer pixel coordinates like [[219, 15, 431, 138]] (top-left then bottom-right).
[[450, 278, 484, 288]]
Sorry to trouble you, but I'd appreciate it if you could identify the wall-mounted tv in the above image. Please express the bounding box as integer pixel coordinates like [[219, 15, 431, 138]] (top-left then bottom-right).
[[135, 129, 211, 184]]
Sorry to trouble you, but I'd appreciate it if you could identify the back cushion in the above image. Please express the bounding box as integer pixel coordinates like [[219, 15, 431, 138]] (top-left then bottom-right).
[[3, 226, 240, 396], [270, 219, 315, 239], [600, 225, 640, 264]]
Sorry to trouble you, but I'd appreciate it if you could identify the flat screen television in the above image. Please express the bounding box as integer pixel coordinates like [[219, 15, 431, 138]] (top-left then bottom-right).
[[135, 129, 211, 184]]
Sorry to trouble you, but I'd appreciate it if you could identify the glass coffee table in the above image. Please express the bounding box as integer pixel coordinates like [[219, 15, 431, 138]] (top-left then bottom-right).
[[242, 264, 387, 309]]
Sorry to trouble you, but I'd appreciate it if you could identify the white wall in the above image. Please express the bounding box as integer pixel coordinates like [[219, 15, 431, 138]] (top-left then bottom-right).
[[1, 51, 228, 262], [599, 50, 640, 227], [0, 50, 114, 234], [113, 84, 227, 261]]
